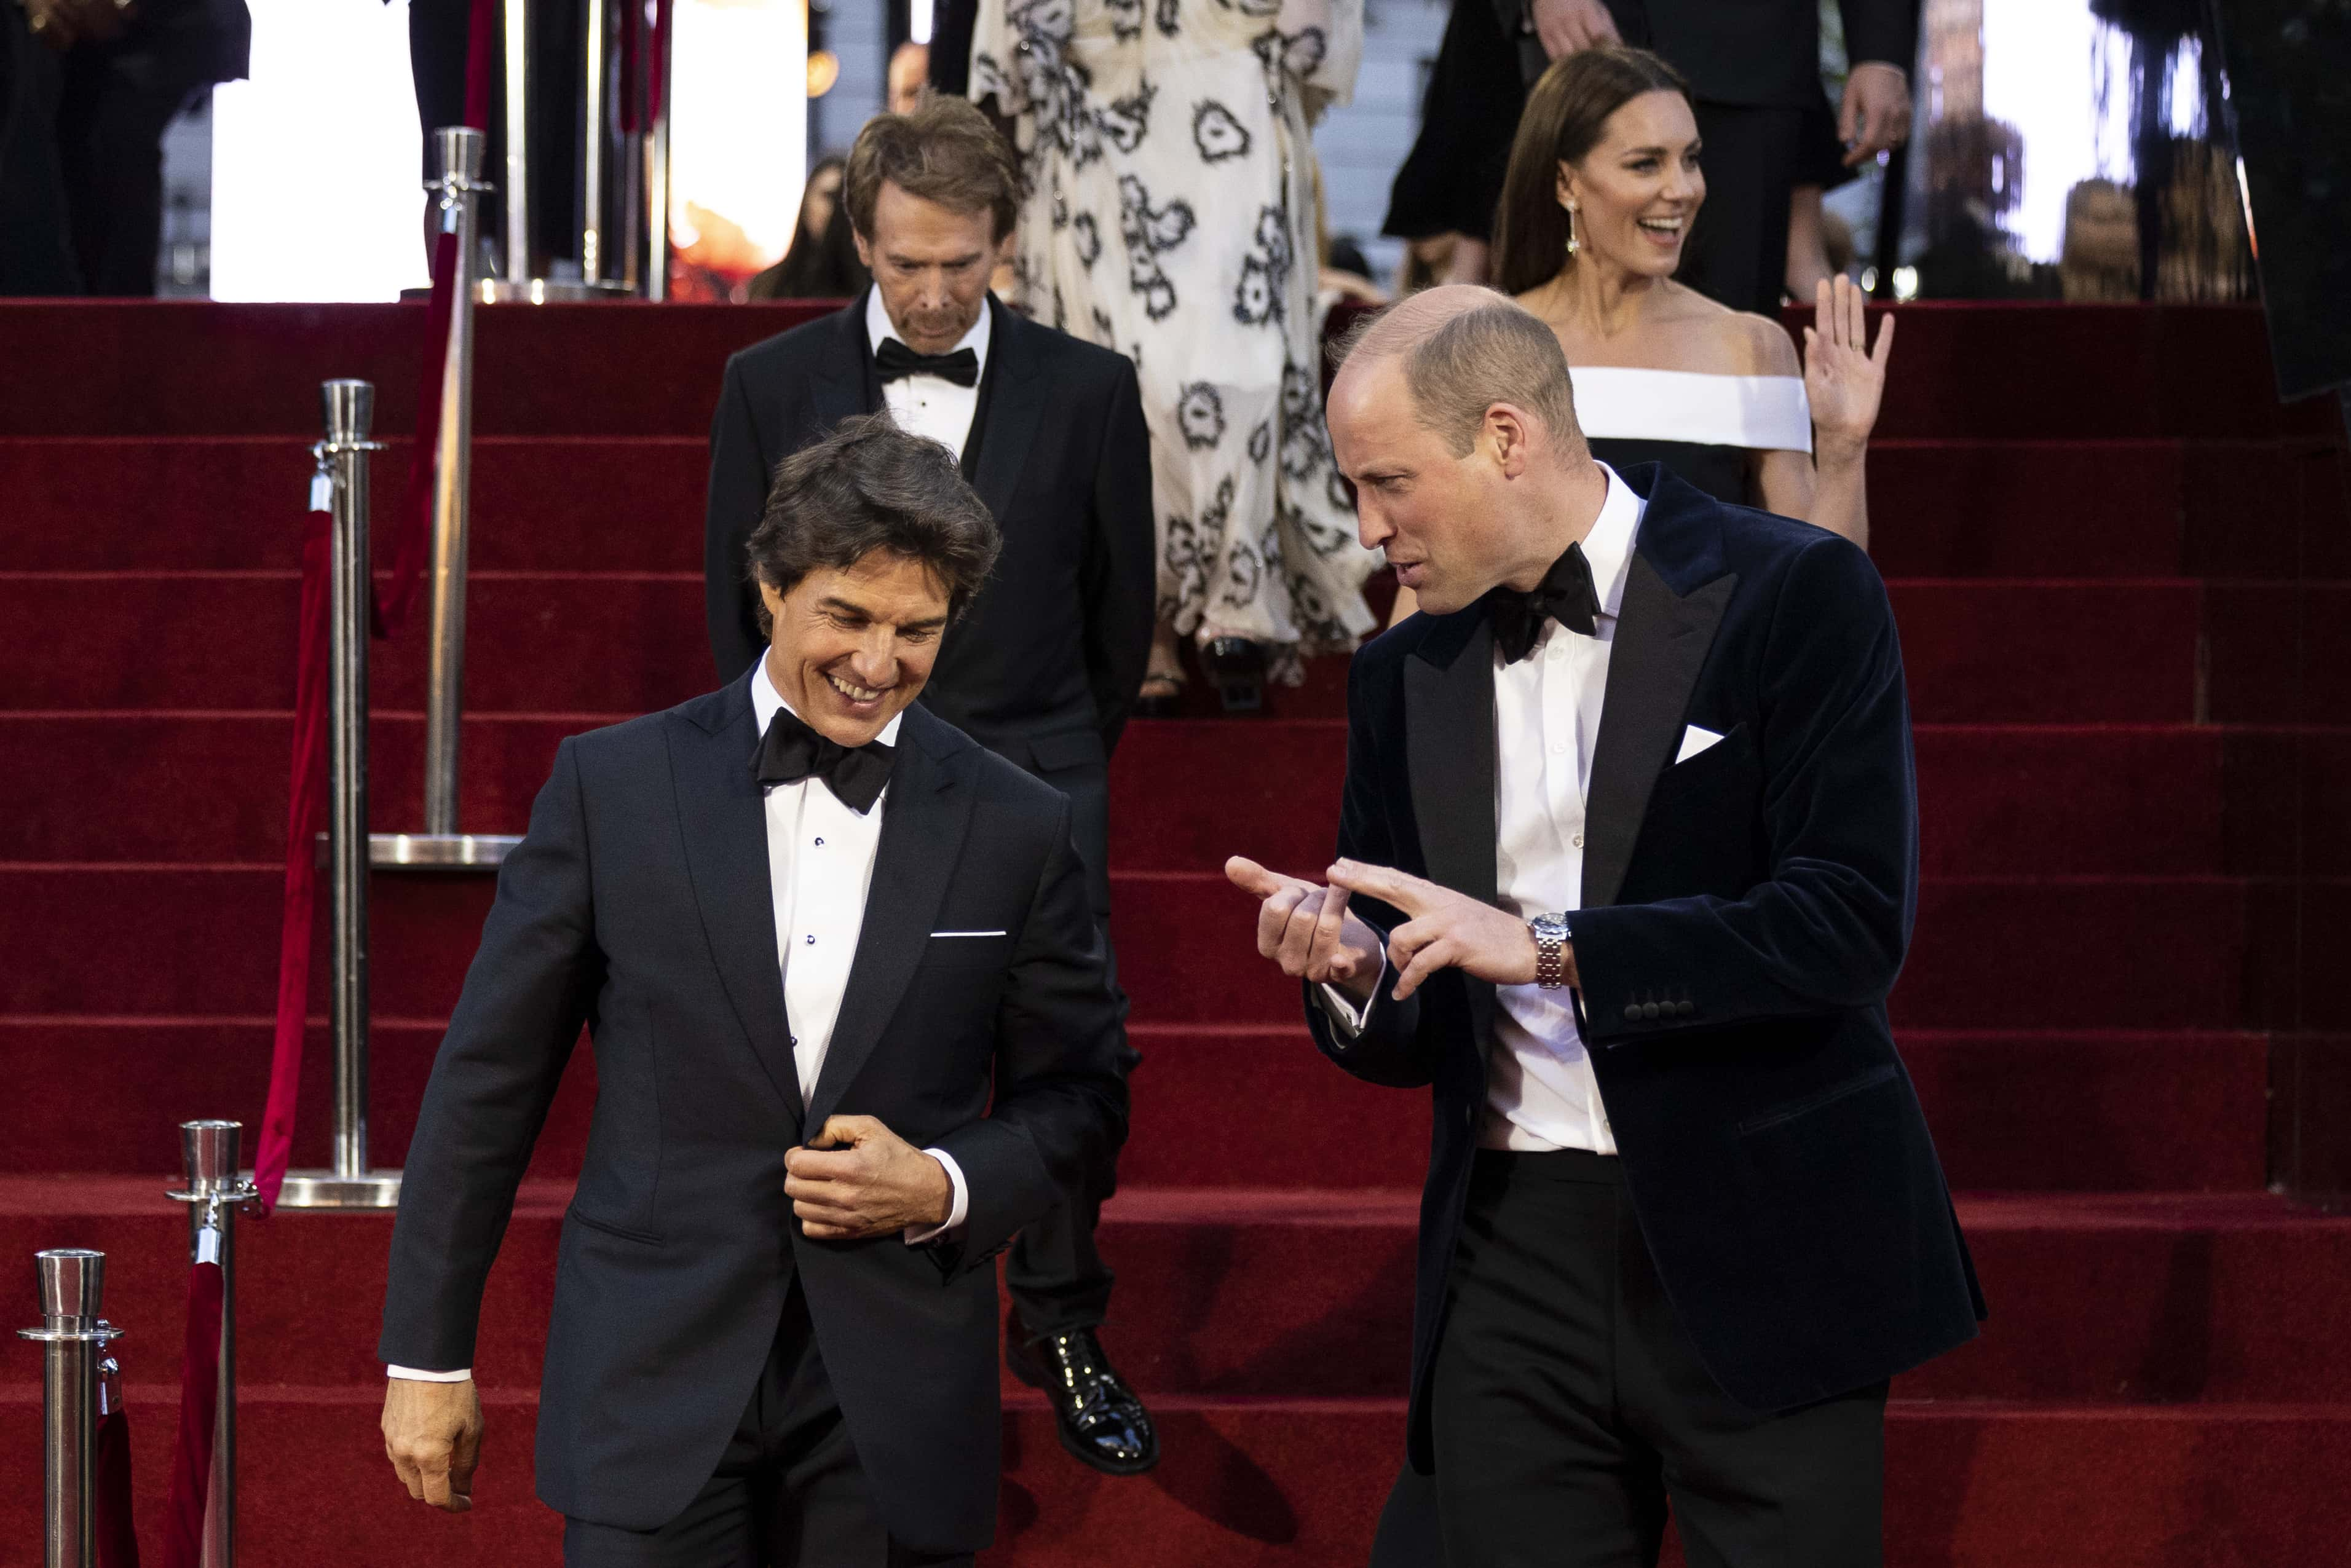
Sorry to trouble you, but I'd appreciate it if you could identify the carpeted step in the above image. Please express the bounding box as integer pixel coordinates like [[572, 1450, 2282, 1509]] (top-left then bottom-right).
[[0, 1385, 2339, 1568], [7, 712, 2311, 880], [4, 1182, 2347, 1404], [0, 1020, 2267, 1194], [6, 301, 2339, 444], [6, 433, 2342, 581], [0, 573, 2254, 723], [0, 865, 2272, 1031]]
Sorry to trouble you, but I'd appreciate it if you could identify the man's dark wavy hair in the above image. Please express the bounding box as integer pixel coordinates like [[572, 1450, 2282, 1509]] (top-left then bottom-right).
[[744, 412, 1002, 637]]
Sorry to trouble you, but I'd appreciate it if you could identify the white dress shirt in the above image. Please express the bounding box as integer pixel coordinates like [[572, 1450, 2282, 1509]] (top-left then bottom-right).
[[387, 659, 968, 1382], [1323, 465, 1646, 1157], [867, 286, 989, 461]]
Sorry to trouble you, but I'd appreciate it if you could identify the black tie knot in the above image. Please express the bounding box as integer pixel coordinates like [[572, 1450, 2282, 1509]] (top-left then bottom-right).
[[1489, 542, 1603, 664], [875, 337, 980, 387], [754, 706, 896, 814]]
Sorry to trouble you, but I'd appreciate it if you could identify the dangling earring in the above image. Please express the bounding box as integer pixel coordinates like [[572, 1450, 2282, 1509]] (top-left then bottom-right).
[[1564, 202, 1581, 258]]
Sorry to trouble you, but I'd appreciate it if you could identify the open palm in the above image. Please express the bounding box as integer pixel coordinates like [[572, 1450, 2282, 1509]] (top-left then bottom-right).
[[1803, 275, 1894, 451]]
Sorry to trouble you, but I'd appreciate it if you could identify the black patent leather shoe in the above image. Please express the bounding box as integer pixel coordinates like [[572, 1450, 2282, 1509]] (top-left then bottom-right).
[[1006, 1324, 1160, 1475], [1200, 636, 1267, 714]]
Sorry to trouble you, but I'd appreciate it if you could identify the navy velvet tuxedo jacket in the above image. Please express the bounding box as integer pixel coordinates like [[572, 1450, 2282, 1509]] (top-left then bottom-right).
[[702, 293, 1155, 780], [1306, 465, 1984, 1467], [378, 686, 1128, 1550]]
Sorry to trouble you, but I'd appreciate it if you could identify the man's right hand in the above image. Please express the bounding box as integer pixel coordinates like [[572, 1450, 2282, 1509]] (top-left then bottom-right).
[[1226, 856, 1382, 1004], [383, 1376, 483, 1513], [1531, 0, 1622, 60]]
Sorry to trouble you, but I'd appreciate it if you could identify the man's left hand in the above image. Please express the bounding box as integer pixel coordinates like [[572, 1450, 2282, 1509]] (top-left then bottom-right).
[[785, 1116, 951, 1240], [1326, 859, 1563, 1003], [1839, 62, 1912, 167]]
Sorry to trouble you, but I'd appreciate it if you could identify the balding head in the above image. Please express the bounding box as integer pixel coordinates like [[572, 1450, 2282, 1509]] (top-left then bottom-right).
[[1332, 286, 1584, 460]]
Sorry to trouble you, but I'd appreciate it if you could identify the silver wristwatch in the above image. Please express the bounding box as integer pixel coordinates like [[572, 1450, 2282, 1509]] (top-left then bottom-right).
[[1529, 912, 1571, 989]]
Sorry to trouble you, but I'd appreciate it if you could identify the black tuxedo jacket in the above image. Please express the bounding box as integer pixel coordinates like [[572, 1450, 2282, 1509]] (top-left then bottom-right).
[[377, 686, 1128, 1550], [1518, 0, 1918, 108], [703, 292, 1156, 779], [1306, 465, 1982, 1467]]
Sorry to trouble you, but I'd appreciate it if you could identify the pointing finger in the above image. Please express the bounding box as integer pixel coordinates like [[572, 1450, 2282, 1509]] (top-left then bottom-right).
[[1226, 856, 1304, 900], [1327, 859, 1425, 912]]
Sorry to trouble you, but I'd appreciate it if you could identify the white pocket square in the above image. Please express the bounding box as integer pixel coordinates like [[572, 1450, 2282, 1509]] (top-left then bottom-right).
[[929, 930, 1008, 939], [1675, 725, 1725, 765]]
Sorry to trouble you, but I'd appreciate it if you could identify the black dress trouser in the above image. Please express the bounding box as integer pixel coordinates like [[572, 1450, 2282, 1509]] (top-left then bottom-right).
[[999, 754, 1135, 1341], [562, 1282, 974, 1567], [1394, 1148, 1887, 1568], [1677, 102, 1809, 315]]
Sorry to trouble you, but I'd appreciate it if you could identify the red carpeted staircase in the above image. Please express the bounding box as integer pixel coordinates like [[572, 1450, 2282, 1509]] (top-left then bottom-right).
[[2, 300, 2348, 1565]]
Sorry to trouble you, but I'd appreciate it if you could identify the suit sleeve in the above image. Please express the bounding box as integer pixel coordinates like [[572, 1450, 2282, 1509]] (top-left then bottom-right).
[[1569, 535, 1917, 1046], [1839, 0, 1918, 71], [1081, 357, 1157, 758], [928, 795, 1129, 1275], [705, 354, 771, 685], [378, 738, 602, 1371], [1299, 652, 1437, 1089]]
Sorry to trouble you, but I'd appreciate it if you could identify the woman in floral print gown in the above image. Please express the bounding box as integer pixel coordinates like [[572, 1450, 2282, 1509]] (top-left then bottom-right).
[[971, 0, 1380, 710]]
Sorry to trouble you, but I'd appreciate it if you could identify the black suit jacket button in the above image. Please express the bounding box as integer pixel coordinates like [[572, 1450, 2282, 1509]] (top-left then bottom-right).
[[1622, 1003, 1641, 1022], [1639, 1002, 1661, 1021], [1675, 1000, 1695, 1017]]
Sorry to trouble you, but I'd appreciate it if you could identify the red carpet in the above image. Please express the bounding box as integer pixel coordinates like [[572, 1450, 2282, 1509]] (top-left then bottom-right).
[[2, 300, 2348, 1564]]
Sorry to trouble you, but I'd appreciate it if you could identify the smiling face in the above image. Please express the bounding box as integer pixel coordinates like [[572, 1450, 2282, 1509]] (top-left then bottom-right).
[[1327, 356, 1524, 616], [1559, 89, 1706, 278], [854, 180, 1000, 355], [758, 551, 952, 746]]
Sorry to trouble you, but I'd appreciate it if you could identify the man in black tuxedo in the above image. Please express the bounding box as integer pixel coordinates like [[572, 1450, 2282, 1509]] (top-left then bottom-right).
[[1228, 288, 1982, 1565], [379, 417, 1129, 1563], [701, 98, 1159, 1473]]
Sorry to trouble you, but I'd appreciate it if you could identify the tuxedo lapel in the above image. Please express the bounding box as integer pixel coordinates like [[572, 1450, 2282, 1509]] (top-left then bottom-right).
[[1582, 554, 1737, 909], [966, 300, 1045, 532], [811, 294, 877, 431], [668, 684, 805, 1128], [1405, 615, 1501, 1042], [805, 708, 978, 1130]]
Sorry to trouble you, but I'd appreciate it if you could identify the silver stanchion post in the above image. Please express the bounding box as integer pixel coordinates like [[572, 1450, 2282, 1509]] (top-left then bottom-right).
[[17, 1249, 121, 1568], [646, 18, 673, 304], [582, 0, 608, 284], [501, 0, 530, 290], [168, 1121, 257, 1567], [373, 128, 520, 875], [484, 0, 631, 304], [282, 382, 400, 1210]]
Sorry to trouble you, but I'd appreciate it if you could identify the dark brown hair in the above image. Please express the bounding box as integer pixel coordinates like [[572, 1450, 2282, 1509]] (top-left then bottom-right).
[[843, 97, 1019, 245], [1491, 46, 1693, 296], [745, 412, 1002, 636]]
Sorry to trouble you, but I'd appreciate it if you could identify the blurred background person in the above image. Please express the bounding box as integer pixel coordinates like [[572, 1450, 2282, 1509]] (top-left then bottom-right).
[[888, 37, 928, 116], [1380, 0, 1914, 311], [3, 0, 247, 295], [747, 152, 871, 301], [1785, 78, 1860, 297], [971, 0, 1379, 714], [1389, 45, 1892, 632]]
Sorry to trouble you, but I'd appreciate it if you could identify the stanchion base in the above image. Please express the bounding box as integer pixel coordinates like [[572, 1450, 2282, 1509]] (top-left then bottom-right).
[[315, 833, 520, 870], [274, 1170, 403, 1209], [369, 833, 521, 870], [479, 278, 635, 304]]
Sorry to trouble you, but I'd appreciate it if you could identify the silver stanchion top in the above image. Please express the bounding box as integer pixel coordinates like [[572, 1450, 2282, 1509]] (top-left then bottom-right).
[[181, 1121, 243, 1187], [35, 1250, 105, 1323], [435, 125, 488, 182], [322, 380, 376, 443]]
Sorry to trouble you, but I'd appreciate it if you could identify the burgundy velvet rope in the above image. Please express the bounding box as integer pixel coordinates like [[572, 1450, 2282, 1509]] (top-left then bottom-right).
[[160, 1262, 225, 1568], [95, 1405, 139, 1568]]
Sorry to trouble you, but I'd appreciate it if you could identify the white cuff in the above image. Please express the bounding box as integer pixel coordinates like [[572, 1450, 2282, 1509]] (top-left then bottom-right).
[[386, 1365, 471, 1382], [904, 1148, 969, 1245], [1316, 950, 1388, 1039]]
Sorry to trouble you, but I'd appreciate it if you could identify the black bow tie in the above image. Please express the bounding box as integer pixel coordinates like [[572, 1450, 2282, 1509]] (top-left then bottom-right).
[[875, 337, 980, 387], [754, 706, 895, 814], [1489, 542, 1603, 664]]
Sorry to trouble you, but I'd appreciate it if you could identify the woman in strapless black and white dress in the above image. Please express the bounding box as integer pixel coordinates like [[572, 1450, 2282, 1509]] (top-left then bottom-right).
[[1393, 44, 1893, 637]]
